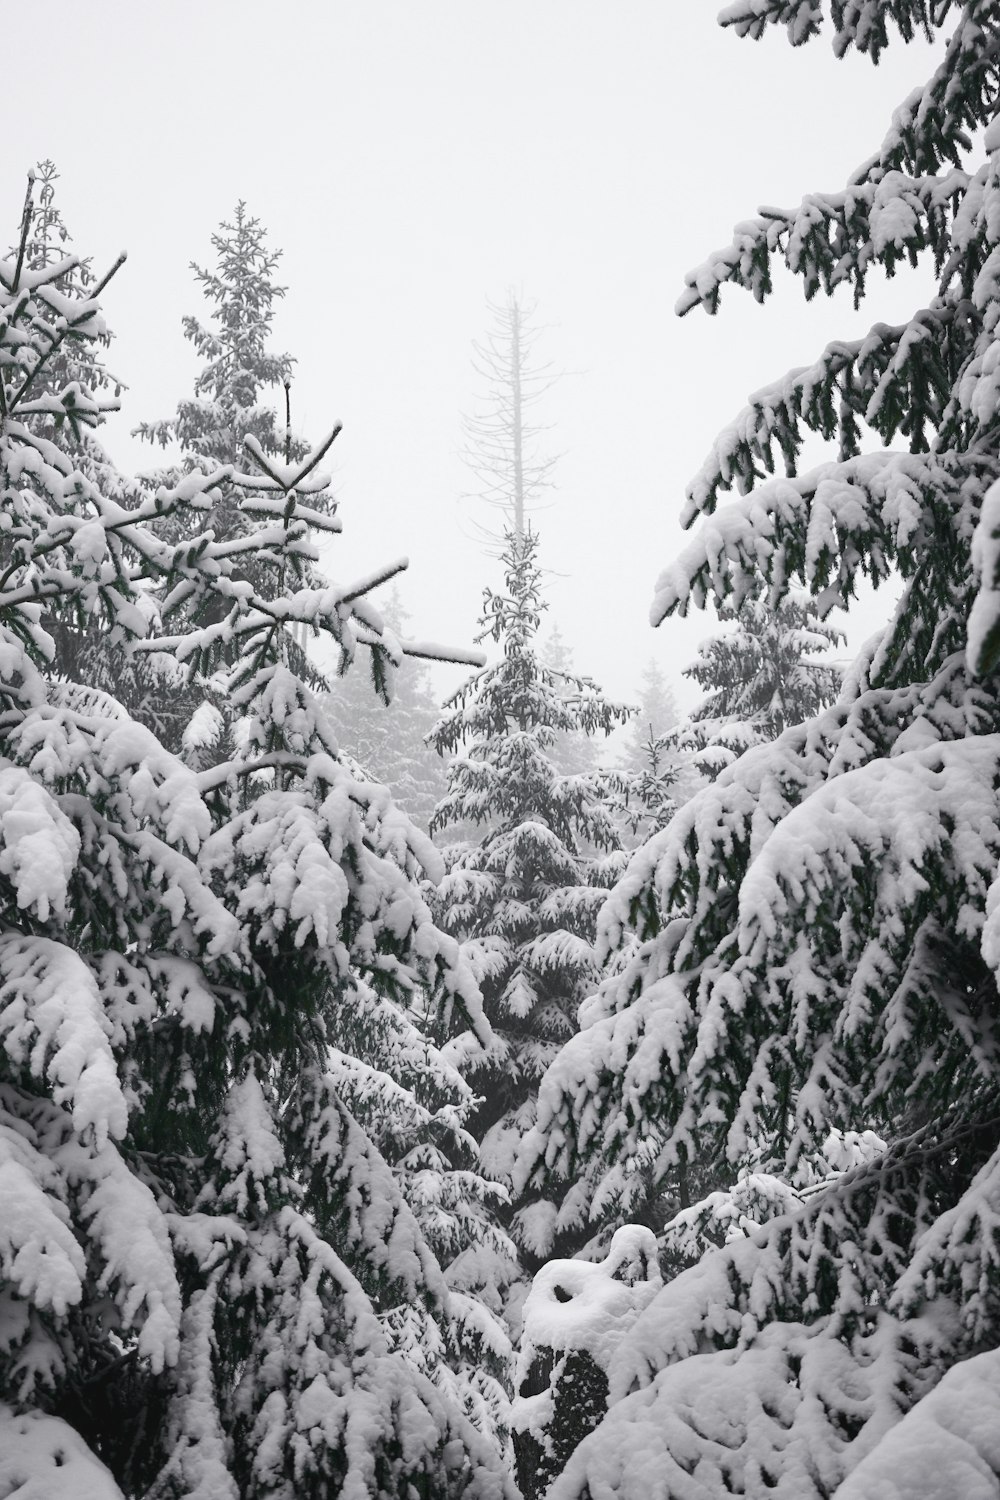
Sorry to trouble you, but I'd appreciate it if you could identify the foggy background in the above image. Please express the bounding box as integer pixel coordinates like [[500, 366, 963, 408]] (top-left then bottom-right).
[[6, 2, 945, 718]]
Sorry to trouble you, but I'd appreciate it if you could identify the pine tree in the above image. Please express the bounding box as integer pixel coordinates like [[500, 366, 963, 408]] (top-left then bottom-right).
[[540, 627, 600, 778], [676, 593, 844, 777], [519, 6, 1000, 1495], [617, 659, 679, 775], [0, 176, 514, 1499], [4, 163, 179, 737], [428, 529, 632, 1268], [321, 587, 450, 831], [611, 658, 691, 845], [135, 203, 316, 624]]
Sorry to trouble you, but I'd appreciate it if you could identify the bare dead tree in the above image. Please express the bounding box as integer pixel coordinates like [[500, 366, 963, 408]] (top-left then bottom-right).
[[461, 291, 558, 549]]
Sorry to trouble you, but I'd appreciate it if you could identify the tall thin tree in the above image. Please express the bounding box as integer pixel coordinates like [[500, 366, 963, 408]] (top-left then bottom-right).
[[461, 293, 557, 547]]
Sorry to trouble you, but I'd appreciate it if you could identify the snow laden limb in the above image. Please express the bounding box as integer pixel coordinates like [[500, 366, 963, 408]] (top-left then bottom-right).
[[0, 1087, 184, 1404], [547, 1109, 1000, 1500], [833, 1343, 1000, 1499], [677, 165, 971, 317], [720, 0, 997, 153], [682, 308, 974, 519], [0, 176, 512, 1498], [522, 9, 1000, 1492], [654, 449, 989, 627], [717, 0, 941, 58], [551, 1315, 937, 1500], [0, 934, 126, 1145], [682, 3, 1000, 317], [140, 430, 483, 710], [523, 730, 1000, 1192], [0, 1403, 126, 1500]]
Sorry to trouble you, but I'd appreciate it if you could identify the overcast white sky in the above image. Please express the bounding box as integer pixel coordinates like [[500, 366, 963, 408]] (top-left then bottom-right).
[[7, 3, 945, 716]]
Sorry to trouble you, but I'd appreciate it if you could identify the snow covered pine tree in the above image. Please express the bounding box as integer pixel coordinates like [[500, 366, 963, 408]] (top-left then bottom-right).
[[676, 593, 844, 778], [429, 528, 633, 1273], [133, 198, 517, 1461], [8, 162, 180, 740], [321, 587, 449, 833], [0, 176, 515, 1499], [517, 6, 1000, 1497], [611, 659, 690, 847], [133, 201, 319, 760]]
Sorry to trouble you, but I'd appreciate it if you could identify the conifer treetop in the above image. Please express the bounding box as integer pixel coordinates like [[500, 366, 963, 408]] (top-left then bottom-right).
[[430, 527, 632, 849], [134, 202, 304, 467]]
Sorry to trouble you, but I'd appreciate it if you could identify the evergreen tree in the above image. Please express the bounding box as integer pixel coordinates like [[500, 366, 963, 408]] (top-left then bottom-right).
[[135, 203, 316, 626], [130, 204, 331, 758], [137, 209, 518, 1449], [0, 176, 514, 1499], [611, 658, 691, 845], [519, 6, 1000, 1495], [616, 659, 679, 775], [676, 593, 844, 777], [13, 160, 123, 421], [321, 587, 450, 831], [135, 200, 302, 471], [540, 626, 600, 778], [608, 727, 687, 849], [4, 164, 180, 738], [428, 529, 632, 1268]]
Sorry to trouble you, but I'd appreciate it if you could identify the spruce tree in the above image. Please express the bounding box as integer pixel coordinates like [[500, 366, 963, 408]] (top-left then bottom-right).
[[612, 659, 691, 845], [539, 627, 600, 779], [135, 203, 316, 631], [428, 528, 632, 1267], [5, 163, 178, 736], [321, 587, 450, 831], [131, 204, 337, 762], [135, 200, 302, 471], [137, 207, 517, 1453], [0, 176, 514, 1499], [616, 659, 679, 775], [520, 6, 1000, 1494], [676, 593, 844, 777], [14, 160, 123, 422]]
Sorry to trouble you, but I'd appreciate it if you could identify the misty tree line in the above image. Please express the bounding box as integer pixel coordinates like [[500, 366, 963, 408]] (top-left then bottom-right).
[[6, 3, 1000, 1494]]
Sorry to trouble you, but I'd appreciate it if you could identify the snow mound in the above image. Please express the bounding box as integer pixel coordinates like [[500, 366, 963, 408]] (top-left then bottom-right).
[[834, 1345, 1000, 1500], [518, 1224, 662, 1373], [0, 1405, 124, 1499]]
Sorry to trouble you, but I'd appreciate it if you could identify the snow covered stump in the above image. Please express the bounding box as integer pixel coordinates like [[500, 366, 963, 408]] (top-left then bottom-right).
[[512, 1227, 661, 1500]]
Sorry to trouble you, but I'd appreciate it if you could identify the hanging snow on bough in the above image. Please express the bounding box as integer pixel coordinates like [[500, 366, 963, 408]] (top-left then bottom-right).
[[0, 1404, 125, 1500], [0, 172, 516, 1499], [518, 4, 1000, 1495]]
